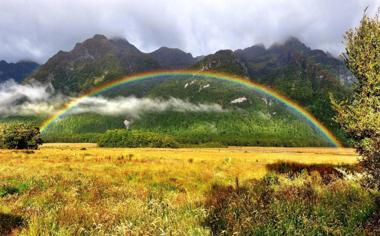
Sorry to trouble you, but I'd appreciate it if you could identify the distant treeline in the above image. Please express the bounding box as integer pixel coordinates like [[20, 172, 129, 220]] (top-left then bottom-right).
[[37, 111, 333, 147], [98, 130, 179, 148]]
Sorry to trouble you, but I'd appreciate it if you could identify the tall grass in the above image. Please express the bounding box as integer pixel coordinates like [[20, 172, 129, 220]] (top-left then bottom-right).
[[204, 172, 378, 235], [0, 145, 376, 235]]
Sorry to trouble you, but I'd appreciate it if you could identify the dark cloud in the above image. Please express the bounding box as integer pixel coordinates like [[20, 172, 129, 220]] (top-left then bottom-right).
[[0, 0, 379, 63]]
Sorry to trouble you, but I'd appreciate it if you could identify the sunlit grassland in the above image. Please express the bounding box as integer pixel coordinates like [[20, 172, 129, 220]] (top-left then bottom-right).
[[0, 144, 364, 235]]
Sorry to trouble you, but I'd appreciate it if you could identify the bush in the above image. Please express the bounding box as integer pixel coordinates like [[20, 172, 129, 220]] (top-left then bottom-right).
[[0, 185, 19, 197], [266, 161, 346, 183], [333, 10, 380, 190], [204, 176, 377, 235], [98, 129, 179, 148], [0, 213, 25, 235], [0, 123, 42, 149]]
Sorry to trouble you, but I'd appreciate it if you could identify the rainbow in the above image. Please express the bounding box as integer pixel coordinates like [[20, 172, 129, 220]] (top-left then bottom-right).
[[40, 70, 342, 147]]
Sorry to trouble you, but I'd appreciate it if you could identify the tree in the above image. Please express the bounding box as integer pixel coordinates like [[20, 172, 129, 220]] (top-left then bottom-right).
[[0, 123, 42, 150], [332, 10, 380, 190]]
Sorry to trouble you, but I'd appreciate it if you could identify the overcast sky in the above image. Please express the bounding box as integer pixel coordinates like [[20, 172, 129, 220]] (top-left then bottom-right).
[[1, 0, 379, 63]]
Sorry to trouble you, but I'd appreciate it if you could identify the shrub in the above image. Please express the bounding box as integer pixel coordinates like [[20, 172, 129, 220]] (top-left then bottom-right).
[[333, 10, 380, 190], [0, 123, 42, 149], [0, 185, 19, 197], [204, 177, 376, 235], [98, 129, 179, 148], [266, 161, 345, 183], [364, 195, 380, 234], [0, 213, 25, 235]]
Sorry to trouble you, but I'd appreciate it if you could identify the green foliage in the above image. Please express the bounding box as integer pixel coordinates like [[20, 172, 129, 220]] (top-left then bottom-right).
[[4, 75, 343, 147], [204, 174, 377, 235], [0, 185, 19, 197], [43, 133, 101, 143], [131, 108, 331, 147], [0, 182, 28, 197], [0, 123, 42, 149], [42, 110, 332, 147], [98, 129, 179, 148], [333, 11, 380, 190], [38, 76, 335, 147], [41, 113, 123, 142]]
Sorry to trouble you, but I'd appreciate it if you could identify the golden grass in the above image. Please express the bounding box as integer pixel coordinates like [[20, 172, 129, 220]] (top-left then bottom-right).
[[0, 144, 359, 235]]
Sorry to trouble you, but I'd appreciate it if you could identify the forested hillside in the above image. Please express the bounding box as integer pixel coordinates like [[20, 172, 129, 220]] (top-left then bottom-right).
[[1, 35, 354, 146]]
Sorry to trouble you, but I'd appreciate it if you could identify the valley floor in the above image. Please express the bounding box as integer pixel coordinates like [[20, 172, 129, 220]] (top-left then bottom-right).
[[1, 144, 378, 235]]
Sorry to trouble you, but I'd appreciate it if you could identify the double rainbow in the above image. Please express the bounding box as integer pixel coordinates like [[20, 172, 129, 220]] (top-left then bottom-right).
[[40, 70, 342, 147]]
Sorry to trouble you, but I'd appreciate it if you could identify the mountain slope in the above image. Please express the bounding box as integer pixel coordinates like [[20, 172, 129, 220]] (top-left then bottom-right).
[[149, 47, 195, 69], [39, 75, 331, 147], [22, 35, 352, 144], [192, 38, 351, 135], [192, 50, 248, 76], [235, 37, 352, 85], [0, 60, 39, 82], [27, 34, 161, 95]]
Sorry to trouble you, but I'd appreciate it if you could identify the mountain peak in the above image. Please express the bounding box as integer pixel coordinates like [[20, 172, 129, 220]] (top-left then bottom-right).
[[92, 34, 108, 40], [283, 36, 309, 52], [284, 36, 303, 44], [154, 47, 187, 53], [150, 47, 195, 69], [0, 60, 39, 82], [27, 35, 160, 94], [192, 49, 247, 76], [235, 44, 266, 60]]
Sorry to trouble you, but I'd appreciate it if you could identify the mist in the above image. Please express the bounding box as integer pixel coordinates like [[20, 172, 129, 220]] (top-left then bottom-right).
[[68, 96, 224, 118], [0, 80, 224, 118], [0, 80, 63, 116]]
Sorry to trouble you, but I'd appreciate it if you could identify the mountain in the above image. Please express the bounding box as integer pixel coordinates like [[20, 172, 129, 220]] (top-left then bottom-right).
[[193, 37, 352, 134], [27, 34, 161, 95], [192, 50, 248, 76], [38, 75, 332, 147], [24, 35, 352, 143], [235, 37, 353, 85], [149, 47, 195, 69], [28, 34, 352, 97], [0, 60, 39, 82]]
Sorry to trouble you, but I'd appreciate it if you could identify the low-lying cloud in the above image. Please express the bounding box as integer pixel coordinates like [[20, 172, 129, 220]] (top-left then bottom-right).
[[0, 80, 224, 117], [0, 80, 62, 116], [69, 96, 224, 118]]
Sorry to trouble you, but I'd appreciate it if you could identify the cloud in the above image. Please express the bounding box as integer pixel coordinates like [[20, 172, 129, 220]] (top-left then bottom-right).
[[231, 97, 247, 104], [0, 80, 224, 117], [0, 0, 379, 63], [0, 80, 61, 115], [67, 96, 224, 117]]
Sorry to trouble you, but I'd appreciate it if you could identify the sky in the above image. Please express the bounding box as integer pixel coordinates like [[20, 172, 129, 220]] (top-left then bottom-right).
[[1, 0, 379, 63]]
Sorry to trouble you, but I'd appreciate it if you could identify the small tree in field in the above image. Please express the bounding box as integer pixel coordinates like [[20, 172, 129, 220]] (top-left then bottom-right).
[[333, 10, 380, 190], [0, 123, 42, 150]]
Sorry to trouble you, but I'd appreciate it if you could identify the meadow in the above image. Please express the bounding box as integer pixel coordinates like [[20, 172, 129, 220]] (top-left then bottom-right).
[[0, 144, 378, 235]]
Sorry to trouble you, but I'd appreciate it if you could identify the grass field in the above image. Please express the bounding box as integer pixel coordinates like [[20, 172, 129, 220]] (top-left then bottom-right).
[[1, 144, 378, 235]]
